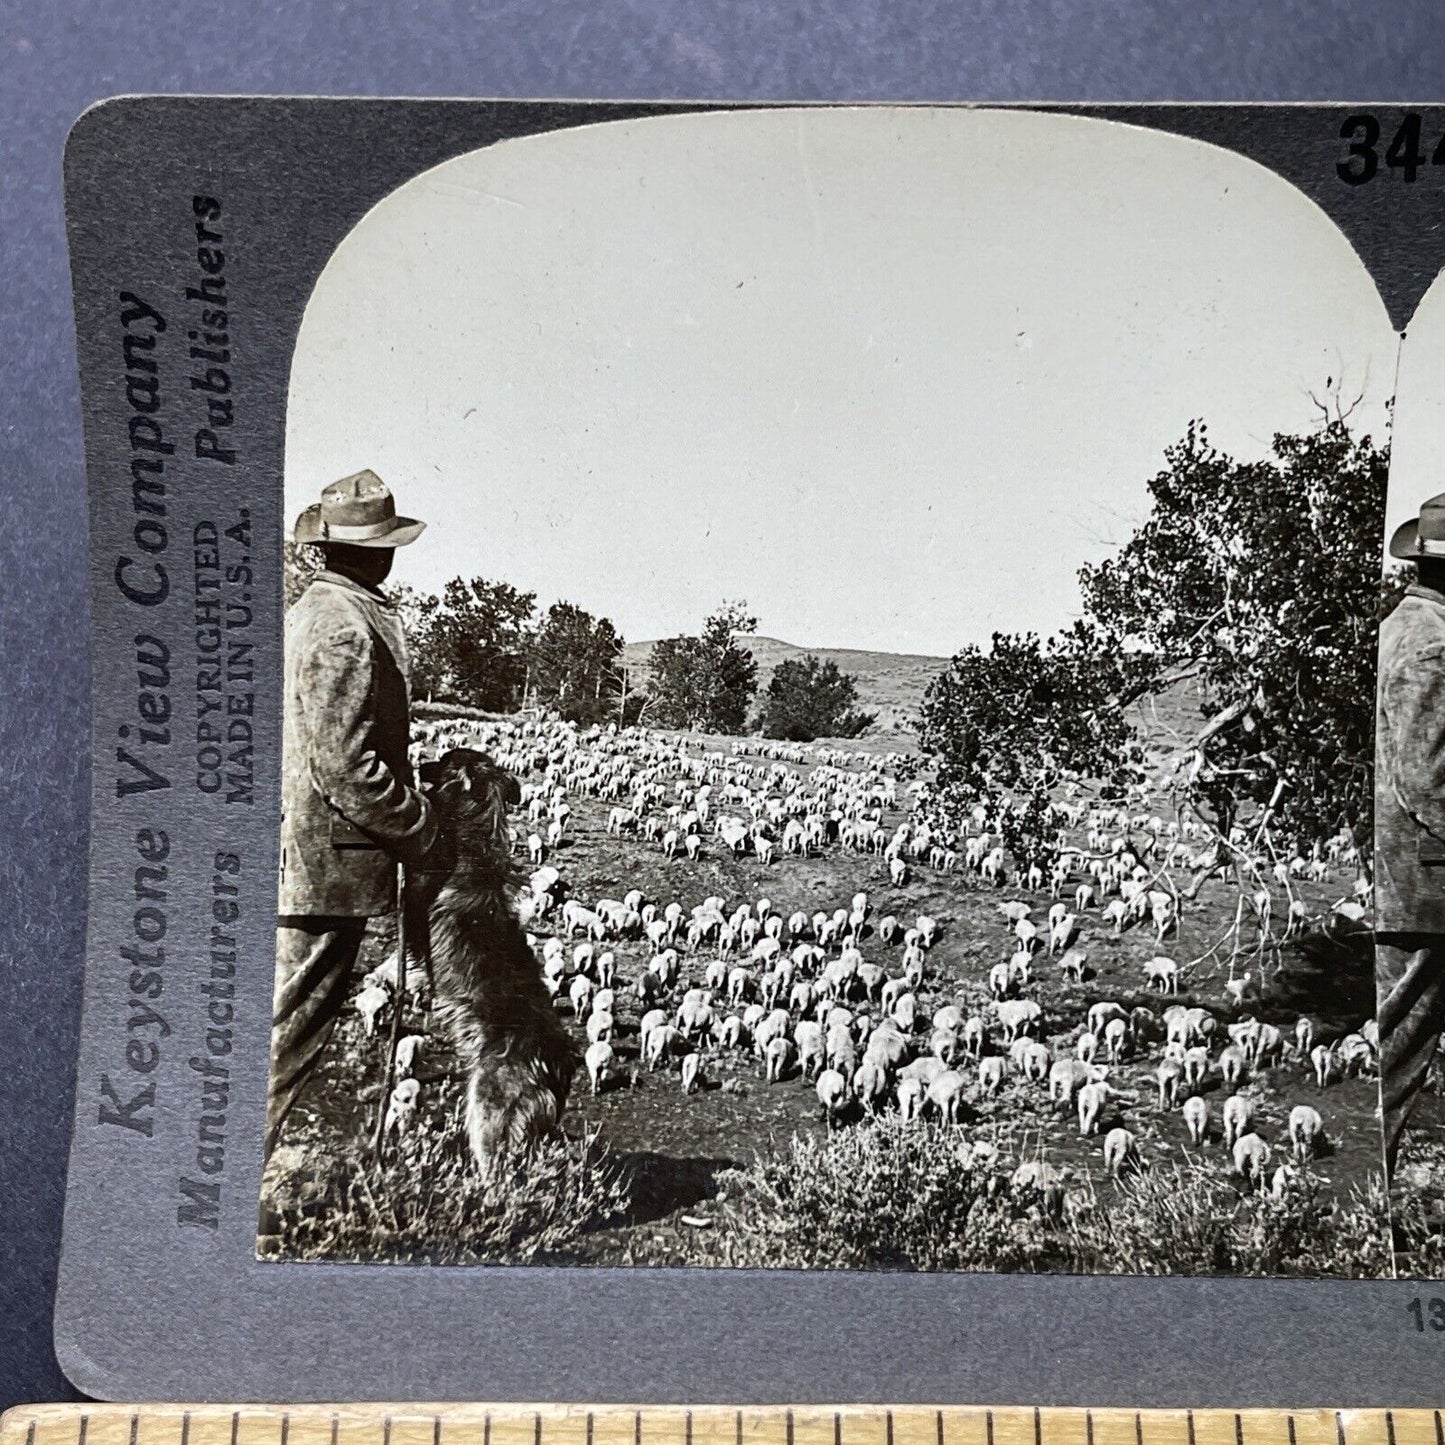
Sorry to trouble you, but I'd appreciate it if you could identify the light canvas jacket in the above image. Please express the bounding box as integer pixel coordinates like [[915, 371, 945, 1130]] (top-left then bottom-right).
[[279, 570, 436, 917], [1376, 580, 1445, 934]]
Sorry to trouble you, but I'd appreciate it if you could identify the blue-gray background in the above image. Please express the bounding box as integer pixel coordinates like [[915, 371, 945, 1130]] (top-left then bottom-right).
[[4, 0, 1445, 1410]]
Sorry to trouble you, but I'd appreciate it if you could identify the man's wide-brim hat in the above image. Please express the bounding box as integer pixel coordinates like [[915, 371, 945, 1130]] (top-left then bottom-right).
[[293, 468, 425, 548], [1390, 490, 1445, 561]]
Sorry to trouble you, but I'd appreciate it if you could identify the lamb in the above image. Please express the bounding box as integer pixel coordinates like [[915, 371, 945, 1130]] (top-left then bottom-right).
[[896, 1074, 926, 1121], [927, 1068, 968, 1122], [395, 1034, 425, 1078], [977, 1056, 1005, 1097], [584, 1040, 615, 1095], [353, 984, 390, 1037], [764, 1034, 795, 1083], [816, 1068, 850, 1124], [1182, 1094, 1209, 1145], [1102, 1126, 1137, 1175], [383, 1076, 422, 1138], [1221, 1092, 1254, 1149], [1076, 1080, 1111, 1137], [795, 1021, 826, 1081], [1232, 1131, 1272, 1189], [1143, 955, 1179, 993], [852, 1059, 890, 1115], [1289, 1103, 1325, 1161], [995, 998, 1042, 1041]]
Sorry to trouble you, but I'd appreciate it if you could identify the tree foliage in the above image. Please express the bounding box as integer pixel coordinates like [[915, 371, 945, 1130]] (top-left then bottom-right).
[[647, 602, 759, 733], [756, 654, 876, 741], [920, 416, 1390, 850], [528, 600, 626, 724], [413, 576, 537, 713]]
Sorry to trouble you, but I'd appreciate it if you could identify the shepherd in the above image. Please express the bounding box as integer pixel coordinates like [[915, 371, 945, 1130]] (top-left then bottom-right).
[[1377, 489, 1445, 1174], [266, 469, 442, 1160]]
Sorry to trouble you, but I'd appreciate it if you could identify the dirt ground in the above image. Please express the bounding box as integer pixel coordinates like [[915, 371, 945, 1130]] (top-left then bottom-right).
[[267, 727, 1384, 1269]]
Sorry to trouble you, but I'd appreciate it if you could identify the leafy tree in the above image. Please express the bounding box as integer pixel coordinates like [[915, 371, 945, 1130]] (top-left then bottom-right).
[[283, 538, 322, 610], [757, 655, 876, 741], [647, 601, 759, 733], [422, 576, 537, 712], [389, 582, 446, 701], [528, 601, 626, 724], [920, 416, 1390, 854]]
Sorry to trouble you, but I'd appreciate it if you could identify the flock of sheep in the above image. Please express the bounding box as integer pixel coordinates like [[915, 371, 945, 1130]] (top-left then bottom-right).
[[362, 713, 1377, 1212]]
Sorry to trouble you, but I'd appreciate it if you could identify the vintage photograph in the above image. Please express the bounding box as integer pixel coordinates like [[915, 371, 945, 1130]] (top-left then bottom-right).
[[258, 106, 1397, 1274], [1375, 266, 1445, 1276]]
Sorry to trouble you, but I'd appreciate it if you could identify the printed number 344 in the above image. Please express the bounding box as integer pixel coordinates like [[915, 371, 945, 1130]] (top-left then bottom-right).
[[1338, 113, 1445, 185], [1407, 1298, 1445, 1331]]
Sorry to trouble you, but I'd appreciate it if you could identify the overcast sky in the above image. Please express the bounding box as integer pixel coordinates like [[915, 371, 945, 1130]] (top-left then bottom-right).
[[287, 107, 1397, 657], [1386, 272, 1445, 547]]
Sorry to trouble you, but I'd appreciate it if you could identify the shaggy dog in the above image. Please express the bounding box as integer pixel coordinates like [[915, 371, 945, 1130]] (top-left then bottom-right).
[[408, 747, 578, 1171]]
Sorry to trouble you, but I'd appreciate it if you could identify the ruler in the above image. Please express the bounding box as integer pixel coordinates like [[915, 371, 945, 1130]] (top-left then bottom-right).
[[1, 1406, 1442, 1445]]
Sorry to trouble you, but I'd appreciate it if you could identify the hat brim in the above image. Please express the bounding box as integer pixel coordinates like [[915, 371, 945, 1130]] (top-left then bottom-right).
[[1391, 518, 1423, 560], [304, 514, 427, 546], [335, 516, 426, 548]]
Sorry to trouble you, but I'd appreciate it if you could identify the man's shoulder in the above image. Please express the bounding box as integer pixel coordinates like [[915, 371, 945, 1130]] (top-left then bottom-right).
[[1382, 592, 1445, 664], [290, 578, 379, 647]]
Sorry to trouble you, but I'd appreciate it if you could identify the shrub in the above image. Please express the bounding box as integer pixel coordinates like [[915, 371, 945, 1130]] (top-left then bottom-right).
[[633, 1118, 1061, 1272], [260, 1131, 631, 1266], [1065, 1162, 1393, 1278]]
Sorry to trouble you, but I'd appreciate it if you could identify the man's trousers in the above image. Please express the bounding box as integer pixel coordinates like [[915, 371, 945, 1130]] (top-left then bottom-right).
[[267, 915, 370, 1159], [1378, 932, 1445, 1174]]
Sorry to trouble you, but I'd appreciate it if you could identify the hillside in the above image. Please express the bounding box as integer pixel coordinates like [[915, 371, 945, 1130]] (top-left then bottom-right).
[[622, 636, 949, 733], [621, 634, 1207, 746]]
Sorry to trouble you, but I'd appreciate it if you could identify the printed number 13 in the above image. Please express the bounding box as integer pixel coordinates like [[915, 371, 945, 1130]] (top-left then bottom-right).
[[1407, 1297, 1445, 1331]]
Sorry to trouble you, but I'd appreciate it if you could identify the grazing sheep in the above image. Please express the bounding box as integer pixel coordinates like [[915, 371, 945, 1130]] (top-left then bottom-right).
[[977, 1056, 1005, 1097], [354, 984, 390, 1037], [1310, 1043, 1335, 1088], [395, 1034, 425, 1078], [584, 1040, 614, 1095], [1289, 1104, 1325, 1161], [1102, 1126, 1138, 1175], [1049, 1058, 1091, 1105], [680, 1052, 703, 1095], [852, 1059, 890, 1115], [645, 1024, 681, 1070], [1221, 1093, 1254, 1149], [764, 1035, 795, 1083], [1020, 1041, 1052, 1082], [1087, 1000, 1127, 1037], [1233, 1131, 1272, 1189], [927, 1068, 968, 1122], [815, 1067, 850, 1124], [1103, 1017, 1129, 1062], [1294, 1016, 1316, 1059], [896, 1074, 926, 1120], [795, 1021, 826, 1081], [1181, 1046, 1211, 1093], [1075, 1031, 1099, 1065], [384, 1077, 422, 1137], [1143, 956, 1179, 993], [995, 999, 1042, 1041], [1077, 1080, 1110, 1136], [1156, 1059, 1182, 1110], [1218, 1044, 1249, 1089], [1058, 949, 1088, 984], [586, 1010, 614, 1046], [1182, 1094, 1209, 1145]]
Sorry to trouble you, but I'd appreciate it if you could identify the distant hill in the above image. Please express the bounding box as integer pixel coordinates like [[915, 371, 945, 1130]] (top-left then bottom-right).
[[621, 635, 950, 733], [620, 634, 1210, 747]]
